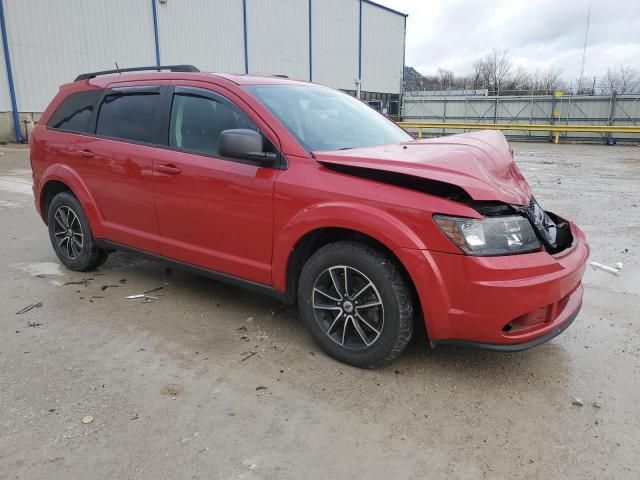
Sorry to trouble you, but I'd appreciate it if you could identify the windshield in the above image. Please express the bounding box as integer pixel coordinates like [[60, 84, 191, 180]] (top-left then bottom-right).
[[245, 84, 412, 152]]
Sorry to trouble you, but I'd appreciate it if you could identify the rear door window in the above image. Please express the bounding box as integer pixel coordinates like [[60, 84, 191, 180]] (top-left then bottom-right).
[[47, 90, 102, 133], [96, 89, 160, 143]]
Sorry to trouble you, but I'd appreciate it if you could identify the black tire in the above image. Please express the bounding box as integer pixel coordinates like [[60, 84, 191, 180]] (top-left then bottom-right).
[[47, 192, 108, 271], [298, 241, 414, 368]]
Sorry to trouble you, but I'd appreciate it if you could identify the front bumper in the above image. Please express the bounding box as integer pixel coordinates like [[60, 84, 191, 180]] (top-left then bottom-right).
[[432, 292, 581, 351], [396, 222, 589, 348]]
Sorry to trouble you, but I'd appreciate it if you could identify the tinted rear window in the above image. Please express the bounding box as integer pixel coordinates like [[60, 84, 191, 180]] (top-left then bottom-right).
[[96, 91, 160, 143], [47, 90, 102, 133]]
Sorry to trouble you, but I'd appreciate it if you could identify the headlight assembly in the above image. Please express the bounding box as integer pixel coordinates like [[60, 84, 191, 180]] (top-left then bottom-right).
[[434, 214, 541, 256]]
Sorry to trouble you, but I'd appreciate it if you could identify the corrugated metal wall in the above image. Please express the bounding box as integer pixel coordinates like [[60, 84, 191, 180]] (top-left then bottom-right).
[[2, 0, 155, 113], [311, 0, 359, 91], [361, 1, 404, 94], [246, 0, 310, 81], [156, 0, 245, 73], [0, 0, 406, 128]]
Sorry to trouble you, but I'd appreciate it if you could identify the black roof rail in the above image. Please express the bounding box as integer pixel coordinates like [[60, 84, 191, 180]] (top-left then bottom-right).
[[74, 65, 200, 81]]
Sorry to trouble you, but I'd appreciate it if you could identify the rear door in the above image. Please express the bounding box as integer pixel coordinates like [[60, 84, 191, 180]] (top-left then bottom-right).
[[152, 85, 281, 285], [83, 86, 164, 252]]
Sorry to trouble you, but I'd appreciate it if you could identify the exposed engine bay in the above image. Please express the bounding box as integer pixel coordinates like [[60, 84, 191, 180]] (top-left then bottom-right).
[[471, 197, 573, 254], [320, 161, 573, 255]]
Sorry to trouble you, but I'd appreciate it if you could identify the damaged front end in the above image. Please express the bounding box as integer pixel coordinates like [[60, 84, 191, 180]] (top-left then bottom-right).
[[516, 197, 573, 254], [314, 130, 574, 256], [322, 160, 574, 257], [450, 197, 573, 256]]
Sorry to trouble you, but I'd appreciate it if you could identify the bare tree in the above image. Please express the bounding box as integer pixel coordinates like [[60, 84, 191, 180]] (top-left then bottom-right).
[[603, 68, 619, 93], [470, 49, 516, 93], [403, 58, 637, 98], [619, 66, 638, 93], [603, 66, 638, 93], [486, 49, 513, 93], [437, 68, 454, 90], [467, 62, 482, 89], [529, 68, 563, 93], [504, 65, 530, 91], [470, 59, 489, 89], [467, 52, 563, 94]]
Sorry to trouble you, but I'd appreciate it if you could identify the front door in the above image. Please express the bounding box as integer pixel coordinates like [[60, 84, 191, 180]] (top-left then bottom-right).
[[152, 86, 280, 285]]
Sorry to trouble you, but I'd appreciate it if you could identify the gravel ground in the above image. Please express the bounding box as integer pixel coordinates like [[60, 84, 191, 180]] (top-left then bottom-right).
[[0, 141, 638, 479]]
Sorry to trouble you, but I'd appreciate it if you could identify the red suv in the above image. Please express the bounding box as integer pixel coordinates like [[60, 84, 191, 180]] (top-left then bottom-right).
[[30, 65, 589, 367]]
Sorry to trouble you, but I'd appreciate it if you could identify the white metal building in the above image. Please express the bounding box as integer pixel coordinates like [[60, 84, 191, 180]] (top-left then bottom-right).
[[0, 0, 406, 141]]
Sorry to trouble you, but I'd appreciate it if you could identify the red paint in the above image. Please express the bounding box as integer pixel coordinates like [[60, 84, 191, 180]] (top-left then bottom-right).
[[30, 72, 589, 348], [314, 130, 532, 205], [396, 223, 588, 344]]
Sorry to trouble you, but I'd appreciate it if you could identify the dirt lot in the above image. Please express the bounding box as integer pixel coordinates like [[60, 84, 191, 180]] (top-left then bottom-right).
[[0, 141, 639, 479]]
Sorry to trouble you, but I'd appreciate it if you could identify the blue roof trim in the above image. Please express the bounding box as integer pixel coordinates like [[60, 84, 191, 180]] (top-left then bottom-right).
[[0, 0, 22, 142], [362, 0, 408, 18]]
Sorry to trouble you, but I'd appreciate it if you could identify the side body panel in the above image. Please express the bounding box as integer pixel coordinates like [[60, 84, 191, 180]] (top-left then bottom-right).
[[151, 150, 278, 284], [270, 154, 481, 292], [31, 128, 159, 252], [74, 136, 160, 252], [150, 81, 284, 284]]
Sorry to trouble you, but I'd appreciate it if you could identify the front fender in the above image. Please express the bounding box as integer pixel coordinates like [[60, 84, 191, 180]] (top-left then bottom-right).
[[38, 164, 105, 237], [272, 201, 427, 291]]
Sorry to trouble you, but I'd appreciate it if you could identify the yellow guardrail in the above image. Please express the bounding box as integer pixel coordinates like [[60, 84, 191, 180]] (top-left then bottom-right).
[[397, 122, 640, 144]]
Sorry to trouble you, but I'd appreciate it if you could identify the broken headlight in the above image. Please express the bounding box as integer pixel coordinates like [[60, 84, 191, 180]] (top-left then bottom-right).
[[434, 215, 541, 256]]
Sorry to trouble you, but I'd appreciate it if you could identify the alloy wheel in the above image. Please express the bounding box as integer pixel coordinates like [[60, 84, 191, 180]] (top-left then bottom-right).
[[312, 265, 384, 350], [53, 206, 84, 259]]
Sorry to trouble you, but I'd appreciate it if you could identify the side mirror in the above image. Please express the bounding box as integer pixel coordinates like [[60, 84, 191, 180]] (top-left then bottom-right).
[[218, 129, 277, 163]]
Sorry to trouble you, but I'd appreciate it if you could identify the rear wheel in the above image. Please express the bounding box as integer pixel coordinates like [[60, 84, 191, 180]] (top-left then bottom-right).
[[47, 192, 108, 271], [298, 241, 414, 368]]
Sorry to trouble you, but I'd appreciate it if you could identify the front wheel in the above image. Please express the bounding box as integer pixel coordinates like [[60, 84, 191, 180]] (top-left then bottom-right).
[[47, 192, 109, 271], [298, 241, 414, 368]]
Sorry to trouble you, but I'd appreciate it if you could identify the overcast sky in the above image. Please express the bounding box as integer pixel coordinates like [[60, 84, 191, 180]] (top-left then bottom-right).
[[383, 0, 640, 83]]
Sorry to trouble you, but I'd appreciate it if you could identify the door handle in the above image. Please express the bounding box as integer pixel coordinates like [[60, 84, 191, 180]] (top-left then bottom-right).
[[156, 164, 182, 175], [73, 148, 95, 159]]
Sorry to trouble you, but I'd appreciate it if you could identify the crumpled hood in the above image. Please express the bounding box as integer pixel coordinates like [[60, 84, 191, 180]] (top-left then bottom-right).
[[313, 130, 532, 205]]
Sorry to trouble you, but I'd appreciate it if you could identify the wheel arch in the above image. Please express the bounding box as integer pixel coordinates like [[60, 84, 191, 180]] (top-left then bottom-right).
[[40, 180, 72, 222], [38, 165, 104, 237], [281, 226, 420, 305]]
